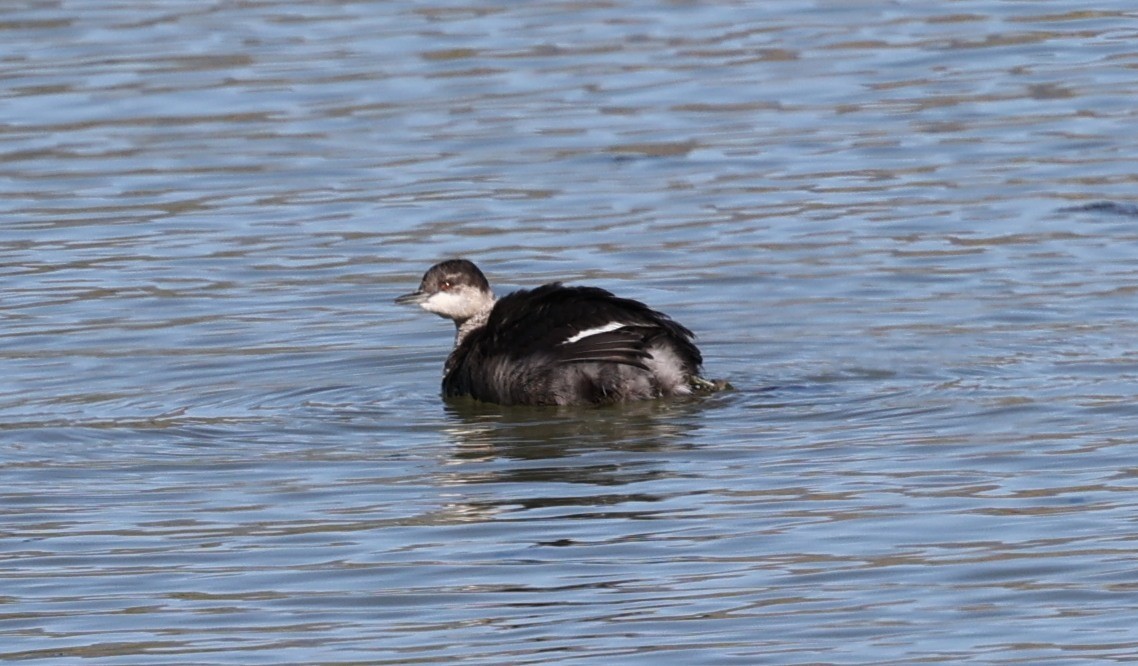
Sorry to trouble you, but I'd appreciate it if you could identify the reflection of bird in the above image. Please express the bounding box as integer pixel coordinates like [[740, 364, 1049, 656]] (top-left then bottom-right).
[[396, 259, 719, 405]]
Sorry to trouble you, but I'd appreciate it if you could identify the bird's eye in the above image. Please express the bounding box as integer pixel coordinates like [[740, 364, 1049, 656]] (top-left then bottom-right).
[[440, 280, 452, 291]]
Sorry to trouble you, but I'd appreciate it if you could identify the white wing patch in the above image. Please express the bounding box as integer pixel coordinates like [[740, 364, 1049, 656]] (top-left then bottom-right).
[[561, 321, 627, 344]]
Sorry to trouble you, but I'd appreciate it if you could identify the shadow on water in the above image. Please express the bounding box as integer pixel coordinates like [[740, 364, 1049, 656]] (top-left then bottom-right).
[[1057, 201, 1138, 217], [425, 387, 778, 516], [420, 397, 730, 525], [435, 380, 790, 456], [440, 395, 718, 462]]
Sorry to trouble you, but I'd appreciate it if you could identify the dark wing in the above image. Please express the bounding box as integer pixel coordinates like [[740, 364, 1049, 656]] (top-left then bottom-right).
[[443, 283, 702, 403], [478, 283, 699, 366], [553, 326, 655, 370]]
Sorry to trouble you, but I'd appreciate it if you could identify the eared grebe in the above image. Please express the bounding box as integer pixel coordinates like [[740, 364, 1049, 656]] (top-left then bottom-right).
[[396, 259, 720, 406]]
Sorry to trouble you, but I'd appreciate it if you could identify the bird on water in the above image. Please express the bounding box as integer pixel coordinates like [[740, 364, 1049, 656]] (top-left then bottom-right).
[[395, 259, 722, 406]]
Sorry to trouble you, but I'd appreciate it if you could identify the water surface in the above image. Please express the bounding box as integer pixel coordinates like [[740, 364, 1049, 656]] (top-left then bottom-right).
[[3, 1, 1138, 663]]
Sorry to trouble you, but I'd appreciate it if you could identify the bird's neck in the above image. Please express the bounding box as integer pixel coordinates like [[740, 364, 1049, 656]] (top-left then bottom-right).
[[453, 299, 495, 348]]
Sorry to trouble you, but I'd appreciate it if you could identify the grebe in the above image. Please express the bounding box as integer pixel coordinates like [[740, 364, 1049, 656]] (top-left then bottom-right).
[[396, 259, 719, 406]]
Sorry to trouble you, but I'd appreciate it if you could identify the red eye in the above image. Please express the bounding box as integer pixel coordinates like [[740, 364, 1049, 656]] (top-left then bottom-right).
[[440, 280, 452, 291]]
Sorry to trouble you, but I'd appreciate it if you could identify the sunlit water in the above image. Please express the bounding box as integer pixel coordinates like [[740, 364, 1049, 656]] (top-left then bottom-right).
[[3, 1, 1138, 663]]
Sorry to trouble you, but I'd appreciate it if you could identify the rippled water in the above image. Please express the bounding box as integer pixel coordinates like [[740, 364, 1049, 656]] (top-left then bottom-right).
[[4, 1, 1138, 663]]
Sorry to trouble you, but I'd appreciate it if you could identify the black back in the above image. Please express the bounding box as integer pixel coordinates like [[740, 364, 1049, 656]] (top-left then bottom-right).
[[442, 283, 702, 404]]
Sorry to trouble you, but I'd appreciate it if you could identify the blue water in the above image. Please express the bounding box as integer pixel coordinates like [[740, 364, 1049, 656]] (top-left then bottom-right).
[[3, 1, 1138, 663]]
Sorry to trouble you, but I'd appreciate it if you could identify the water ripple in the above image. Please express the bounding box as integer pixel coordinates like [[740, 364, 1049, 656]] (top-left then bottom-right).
[[4, 0, 1138, 663]]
